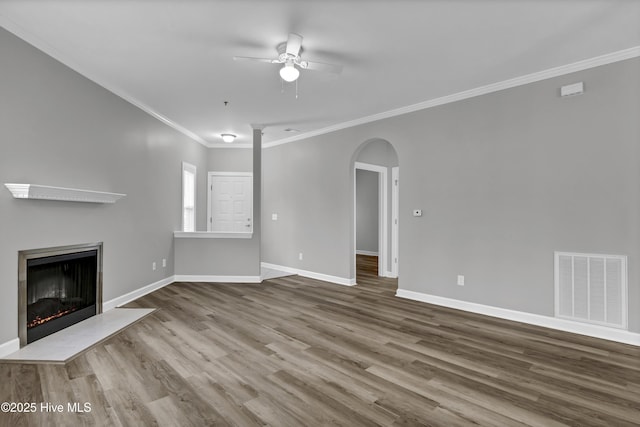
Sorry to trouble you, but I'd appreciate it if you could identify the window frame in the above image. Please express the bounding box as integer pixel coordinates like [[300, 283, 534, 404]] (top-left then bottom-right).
[[182, 162, 197, 232]]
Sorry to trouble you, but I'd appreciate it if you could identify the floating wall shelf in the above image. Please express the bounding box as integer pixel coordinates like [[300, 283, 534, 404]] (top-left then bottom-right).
[[4, 183, 126, 204]]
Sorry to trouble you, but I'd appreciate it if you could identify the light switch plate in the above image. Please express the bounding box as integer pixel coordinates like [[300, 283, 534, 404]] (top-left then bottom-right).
[[272, 213, 278, 221], [413, 209, 422, 217]]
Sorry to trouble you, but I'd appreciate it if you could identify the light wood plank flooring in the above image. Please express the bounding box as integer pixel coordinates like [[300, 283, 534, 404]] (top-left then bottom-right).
[[356, 254, 397, 297], [1, 257, 639, 426]]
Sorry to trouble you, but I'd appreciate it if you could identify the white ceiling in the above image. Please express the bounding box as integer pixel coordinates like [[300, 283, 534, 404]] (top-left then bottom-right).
[[1, 1, 639, 146]]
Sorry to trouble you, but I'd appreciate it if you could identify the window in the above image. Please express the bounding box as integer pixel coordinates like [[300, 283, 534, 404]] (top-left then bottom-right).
[[182, 162, 196, 232]]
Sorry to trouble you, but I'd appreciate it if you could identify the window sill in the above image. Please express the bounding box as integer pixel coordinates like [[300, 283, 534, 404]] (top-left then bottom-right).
[[173, 231, 253, 239]]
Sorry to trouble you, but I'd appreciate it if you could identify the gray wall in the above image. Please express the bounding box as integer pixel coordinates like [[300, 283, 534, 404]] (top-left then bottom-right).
[[356, 169, 379, 253], [356, 138, 399, 167], [262, 57, 640, 333], [207, 147, 252, 174], [174, 237, 259, 276], [0, 28, 211, 345], [262, 138, 352, 275]]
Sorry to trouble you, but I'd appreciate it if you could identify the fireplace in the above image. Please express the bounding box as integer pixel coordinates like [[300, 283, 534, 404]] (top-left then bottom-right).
[[18, 243, 103, 346]]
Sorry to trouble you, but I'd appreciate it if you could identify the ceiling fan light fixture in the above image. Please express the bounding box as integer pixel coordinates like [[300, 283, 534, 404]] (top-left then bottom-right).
[[221, 133, 236, 143], [279, 62, 300, 82]]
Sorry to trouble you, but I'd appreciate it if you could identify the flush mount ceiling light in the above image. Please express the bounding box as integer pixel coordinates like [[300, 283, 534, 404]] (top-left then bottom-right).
[[221, 133, 236, 143], [220, 102, 237, 143]]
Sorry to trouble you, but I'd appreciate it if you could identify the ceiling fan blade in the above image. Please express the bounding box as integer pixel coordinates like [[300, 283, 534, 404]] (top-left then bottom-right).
[[299, 60, 343, 74], [285, 33, 303, 56], [233, 56, 280, 64]]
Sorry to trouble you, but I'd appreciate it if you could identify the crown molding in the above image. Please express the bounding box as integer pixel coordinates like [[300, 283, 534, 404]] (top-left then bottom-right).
[[263, 45, 640, 149], [0, 15, 209, 147], [4, 12, 638, 152]]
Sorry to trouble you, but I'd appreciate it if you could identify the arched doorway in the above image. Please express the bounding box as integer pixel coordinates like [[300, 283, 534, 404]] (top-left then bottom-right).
[[351, 139, 399, 291]]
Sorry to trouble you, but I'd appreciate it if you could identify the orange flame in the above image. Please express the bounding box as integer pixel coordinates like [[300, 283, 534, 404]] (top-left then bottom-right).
[[27, 307, 78, 329]]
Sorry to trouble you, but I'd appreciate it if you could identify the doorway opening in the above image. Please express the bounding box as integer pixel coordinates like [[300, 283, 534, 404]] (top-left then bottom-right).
[[355, 163, 387, 276], [352, 139, 399, 293]]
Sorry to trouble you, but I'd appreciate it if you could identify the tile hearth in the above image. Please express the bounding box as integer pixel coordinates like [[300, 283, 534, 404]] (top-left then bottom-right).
[[2, 308, 154, 364]]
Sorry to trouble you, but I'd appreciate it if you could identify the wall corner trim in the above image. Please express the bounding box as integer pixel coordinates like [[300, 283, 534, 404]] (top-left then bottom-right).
[[396, 289, 640, 347], [261, 262, 356, 286]]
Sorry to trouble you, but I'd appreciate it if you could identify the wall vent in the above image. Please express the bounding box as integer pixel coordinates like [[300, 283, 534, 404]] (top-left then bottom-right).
[[554, 252, 627, 329]]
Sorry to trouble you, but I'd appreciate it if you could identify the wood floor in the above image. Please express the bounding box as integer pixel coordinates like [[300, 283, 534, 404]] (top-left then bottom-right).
[[355, 254, 397, 297], [1, 255, 639, 426]]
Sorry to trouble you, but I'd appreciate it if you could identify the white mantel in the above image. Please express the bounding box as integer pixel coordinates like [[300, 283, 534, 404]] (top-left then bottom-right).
[[4, 183, 125, 204]]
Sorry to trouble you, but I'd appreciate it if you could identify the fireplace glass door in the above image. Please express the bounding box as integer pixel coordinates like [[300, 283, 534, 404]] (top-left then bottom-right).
[[23, 248, 99, 344]]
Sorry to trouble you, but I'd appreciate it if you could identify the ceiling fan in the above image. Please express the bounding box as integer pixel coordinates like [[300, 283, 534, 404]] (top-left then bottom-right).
[[233, 33, 343, 82]]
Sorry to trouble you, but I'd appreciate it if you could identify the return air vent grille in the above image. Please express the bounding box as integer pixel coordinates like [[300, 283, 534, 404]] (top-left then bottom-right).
[[554, 252, 627, 329]]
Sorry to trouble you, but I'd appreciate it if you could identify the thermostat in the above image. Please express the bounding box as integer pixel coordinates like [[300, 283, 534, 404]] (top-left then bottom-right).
[[560, 82, 584, 97]]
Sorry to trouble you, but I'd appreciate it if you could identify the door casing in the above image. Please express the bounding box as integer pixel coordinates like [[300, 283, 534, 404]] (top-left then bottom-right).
[[208, 172, 253, 233]]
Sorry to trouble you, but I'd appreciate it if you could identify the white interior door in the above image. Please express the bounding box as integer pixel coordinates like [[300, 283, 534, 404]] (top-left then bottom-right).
[[208, 173, 253, 232]]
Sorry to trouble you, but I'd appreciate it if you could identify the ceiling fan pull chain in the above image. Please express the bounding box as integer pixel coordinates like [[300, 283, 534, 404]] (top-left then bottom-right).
[[295, 79, 299, 99]]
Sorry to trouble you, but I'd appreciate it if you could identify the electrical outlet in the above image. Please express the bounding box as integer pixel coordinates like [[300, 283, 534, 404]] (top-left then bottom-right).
[[272, 213, 278, 221], [162, 258, 166, 268], [413, 209, 422, 217], [457, 275, 464, 286], [152, 262, 157, 271], [299, 252, 303, 261]]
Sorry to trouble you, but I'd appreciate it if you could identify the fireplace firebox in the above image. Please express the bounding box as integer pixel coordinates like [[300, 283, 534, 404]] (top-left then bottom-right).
[[18, 243, 103, 346]]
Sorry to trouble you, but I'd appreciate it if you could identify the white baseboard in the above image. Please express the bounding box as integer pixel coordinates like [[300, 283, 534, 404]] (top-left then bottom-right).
[[0, 338, 20, 358], [174, 275, 261, 283], [356, 250, 378, 256], [103, 275, 175, 311], [0, 277, 175, 357], [261, 262, 356, 286], [396, 289, 640, 347], [0, 273, 258, 357]]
